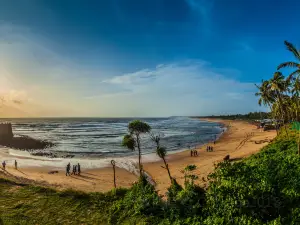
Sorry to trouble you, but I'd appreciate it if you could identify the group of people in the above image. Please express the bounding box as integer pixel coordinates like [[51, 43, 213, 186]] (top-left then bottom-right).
[[206, 146, 214, 152], [66, 162, 81, 176], [1, 160, 18, 171], [190, 149, 198, 157]]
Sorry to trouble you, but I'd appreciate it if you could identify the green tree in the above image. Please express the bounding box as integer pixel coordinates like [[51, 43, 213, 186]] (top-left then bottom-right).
[[255, 80, 279, 134], [255, 80, 274, 110], [269, 72, 290, 137], [122, 120, 151, 177], [150, 133, 173, 183], [181, 164, 198, 187], [277, 41, 300, 81]]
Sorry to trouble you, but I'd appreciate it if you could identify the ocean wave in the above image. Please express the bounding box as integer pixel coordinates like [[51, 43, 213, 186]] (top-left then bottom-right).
[[7, 117, 223, 157]]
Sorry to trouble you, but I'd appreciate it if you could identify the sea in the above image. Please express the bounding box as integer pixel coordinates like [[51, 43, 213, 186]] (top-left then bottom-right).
[[0, 117, 224, 169]]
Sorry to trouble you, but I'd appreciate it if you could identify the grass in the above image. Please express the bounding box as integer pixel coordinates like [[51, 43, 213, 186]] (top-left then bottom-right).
[[0, 178, 128, 225]]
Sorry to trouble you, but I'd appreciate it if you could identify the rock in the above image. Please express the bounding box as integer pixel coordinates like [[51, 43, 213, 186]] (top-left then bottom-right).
[[223, 155, 230, 161], [48, 171, 58, 174], [0, 135, 54, 150]]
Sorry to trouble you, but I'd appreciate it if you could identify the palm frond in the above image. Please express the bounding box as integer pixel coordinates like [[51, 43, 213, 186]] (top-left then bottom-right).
[[284, 41, 300, 61], [287, 69, 300, 82], [277, 61, 300, 70]]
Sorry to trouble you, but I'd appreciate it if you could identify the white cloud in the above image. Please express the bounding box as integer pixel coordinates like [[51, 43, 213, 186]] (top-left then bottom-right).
[[91, 61, 261, 117]]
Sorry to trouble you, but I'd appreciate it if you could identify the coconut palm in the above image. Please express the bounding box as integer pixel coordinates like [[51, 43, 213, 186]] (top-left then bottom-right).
[[269, 72, 290, 136], [291, 77, 300, 122], [122, 120, 151, 177], [255, 80, 279, 133], [277, 41, 300, 81], [255, 80, 274, 110]]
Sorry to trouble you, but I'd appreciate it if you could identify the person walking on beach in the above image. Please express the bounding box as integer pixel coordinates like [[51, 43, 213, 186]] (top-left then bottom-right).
[[66, 163, 71, 176], [72, 165, 76, 175], [73, 165, 77, 175], [194, 149, 198, 156], [15, 160, 17, 170], [77, 163, 81, 175], [2, 161, 6, 171]]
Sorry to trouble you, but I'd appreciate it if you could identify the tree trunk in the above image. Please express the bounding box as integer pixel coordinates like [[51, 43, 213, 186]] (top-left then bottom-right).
[[298, 130, 300, 155], [278, 93, 289, 138], [136, 134, 142, 177], [162, 157, 172, 182], [269, 104, 278, 135]]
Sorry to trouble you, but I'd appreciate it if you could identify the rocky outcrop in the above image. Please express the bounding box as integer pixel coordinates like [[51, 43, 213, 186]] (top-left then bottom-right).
[[0, 135, 54, 150]]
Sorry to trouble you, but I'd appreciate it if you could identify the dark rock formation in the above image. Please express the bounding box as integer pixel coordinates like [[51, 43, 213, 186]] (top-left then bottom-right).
[[0, 135, 54, 150], [31, 151, 57, 158]]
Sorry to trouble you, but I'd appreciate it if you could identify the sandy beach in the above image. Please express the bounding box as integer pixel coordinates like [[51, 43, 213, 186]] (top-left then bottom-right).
[[0, 118, 276, 194]]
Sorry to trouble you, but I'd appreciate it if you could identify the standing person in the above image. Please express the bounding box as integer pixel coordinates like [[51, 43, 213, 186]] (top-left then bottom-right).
[[194, 149, 198, 156], [72, 165, 75, 175], [66, 163, 70, 176], [74, 165, 77, 175], [190, 149, 193, 157], [2, 161, 6, 171], [15, 160, 17, 170], [77, 163, 81, 175]]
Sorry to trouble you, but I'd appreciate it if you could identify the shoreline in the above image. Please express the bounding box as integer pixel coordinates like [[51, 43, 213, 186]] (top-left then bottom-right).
[[0, 118, 225, 169], [0, 118, 276, 194]]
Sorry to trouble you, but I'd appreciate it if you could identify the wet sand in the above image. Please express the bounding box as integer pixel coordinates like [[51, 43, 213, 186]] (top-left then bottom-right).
[[0, 118, 276, 194]]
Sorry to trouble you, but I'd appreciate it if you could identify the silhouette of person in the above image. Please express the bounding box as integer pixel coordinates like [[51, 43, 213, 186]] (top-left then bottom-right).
[[2, 161, 6, 171], [66, 163, 71, 176], [77, 163, 81, 175]]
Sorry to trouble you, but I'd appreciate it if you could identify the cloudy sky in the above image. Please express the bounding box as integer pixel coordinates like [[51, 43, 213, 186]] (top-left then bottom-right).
[[0, 0, 299, 117]]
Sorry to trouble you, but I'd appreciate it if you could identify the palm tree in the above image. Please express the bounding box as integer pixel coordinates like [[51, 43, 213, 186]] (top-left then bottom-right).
[[269, 72, 289, 137], [291, 77, 300, 122], [277, 41, 300, 81], [122, 120, 151, 177], [291, 77, 300, 154], [255, 80, 278, 133], [255, 80, 274, 110], [150, 133, 173, 183]]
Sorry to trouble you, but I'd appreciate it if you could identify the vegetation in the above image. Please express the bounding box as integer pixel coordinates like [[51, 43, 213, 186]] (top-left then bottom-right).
[[195, 111, 271, 120], [122, 120, 151, 176], [255, 40, 300, 151], [151, 133, 173, 183]]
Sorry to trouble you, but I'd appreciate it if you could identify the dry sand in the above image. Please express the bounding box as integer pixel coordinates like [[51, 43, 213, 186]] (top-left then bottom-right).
[[0, 119, 276, 194]]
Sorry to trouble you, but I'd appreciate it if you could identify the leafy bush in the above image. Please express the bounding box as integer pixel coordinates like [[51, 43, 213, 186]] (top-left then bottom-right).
[[108, 178, 164, 224]]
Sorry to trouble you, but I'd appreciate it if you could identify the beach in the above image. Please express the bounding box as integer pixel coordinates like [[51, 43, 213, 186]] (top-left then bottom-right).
[[0, 118, 276, 194]]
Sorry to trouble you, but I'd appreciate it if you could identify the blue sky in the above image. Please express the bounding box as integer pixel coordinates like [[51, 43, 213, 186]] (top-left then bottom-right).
[[0, 0, 299, 117]]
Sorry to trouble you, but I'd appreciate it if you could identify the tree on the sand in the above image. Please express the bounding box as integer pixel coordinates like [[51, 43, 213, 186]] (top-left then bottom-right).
[[122, 120, 151, 177], [151, 133, 173, 183]]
